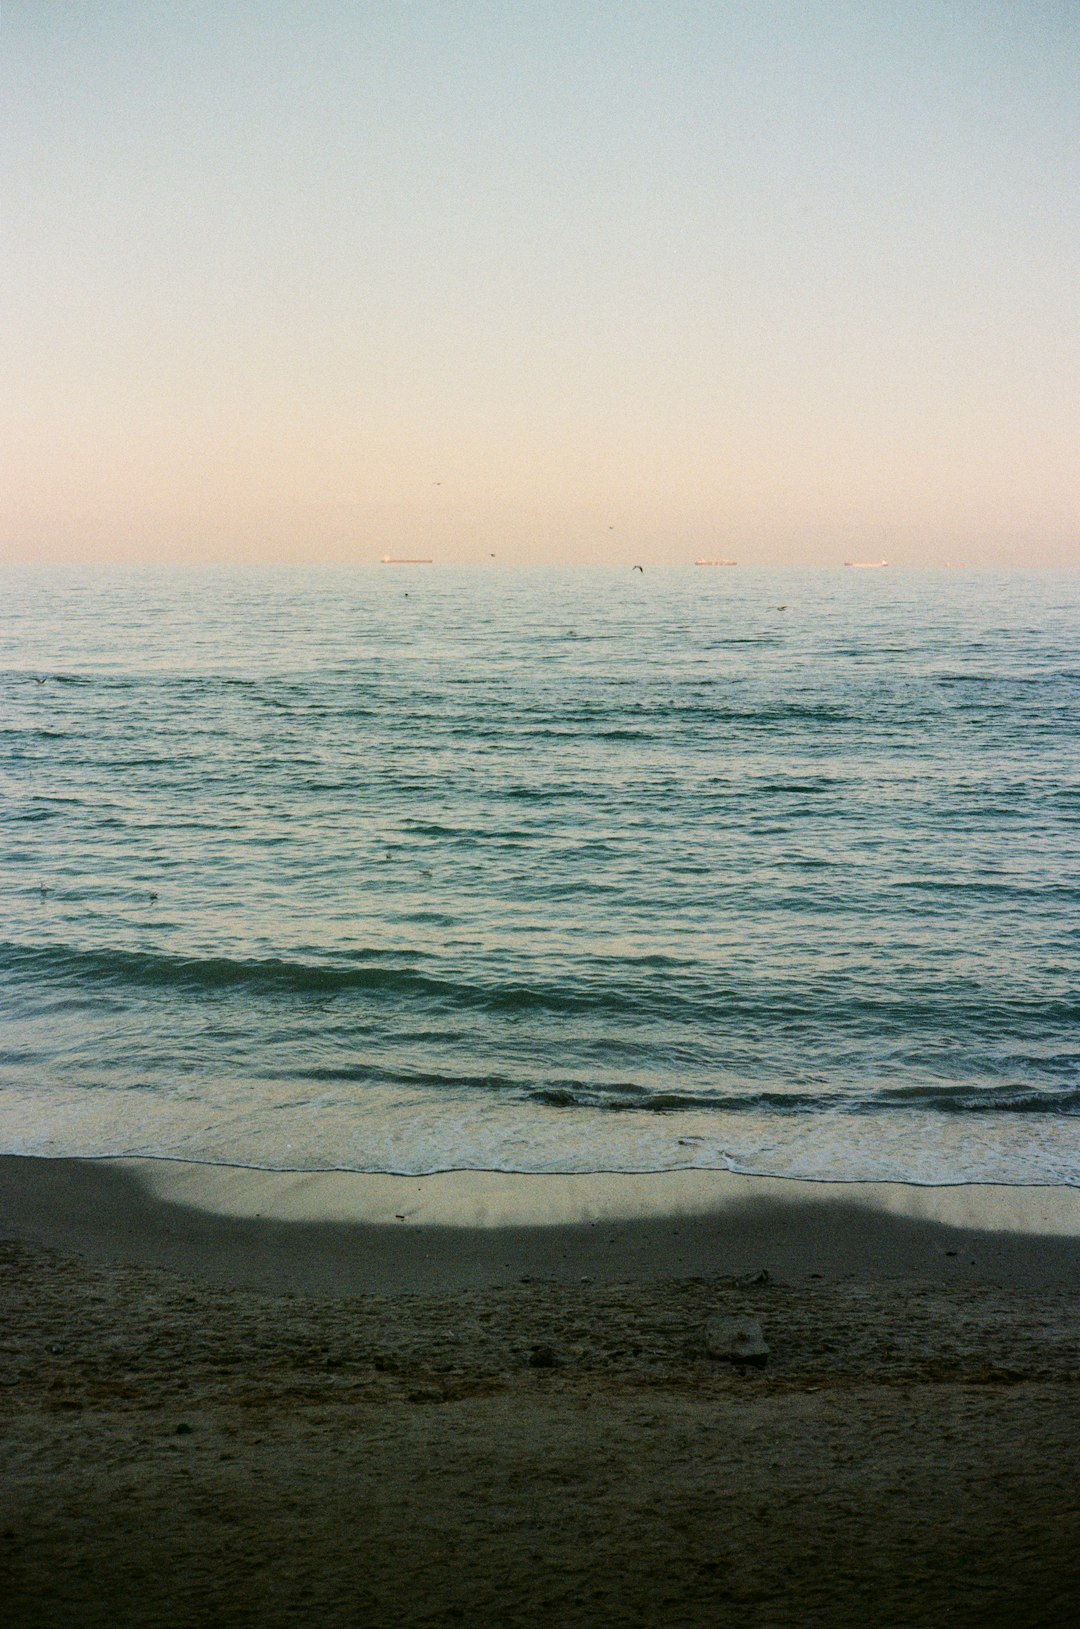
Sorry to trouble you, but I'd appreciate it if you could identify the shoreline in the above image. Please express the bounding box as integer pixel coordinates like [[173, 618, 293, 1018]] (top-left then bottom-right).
[[3, 1153, 1079, 1296]]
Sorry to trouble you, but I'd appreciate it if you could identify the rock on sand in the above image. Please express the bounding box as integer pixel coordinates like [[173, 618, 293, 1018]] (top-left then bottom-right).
[[704, 1314, 769, 1366]]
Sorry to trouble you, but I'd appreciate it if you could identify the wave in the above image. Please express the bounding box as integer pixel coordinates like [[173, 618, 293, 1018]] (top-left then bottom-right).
[[3, 941, 1078, 1033], [527, 1082, 1080, 1116], [0, 941, 663, 1016]]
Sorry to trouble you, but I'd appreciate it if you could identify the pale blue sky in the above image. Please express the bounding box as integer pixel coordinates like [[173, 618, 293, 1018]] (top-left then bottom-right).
[[4, 1, 1078, 565]]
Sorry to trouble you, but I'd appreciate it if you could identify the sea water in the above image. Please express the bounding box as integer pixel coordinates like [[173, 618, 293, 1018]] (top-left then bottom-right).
[[1, 566, 1076, 1185]]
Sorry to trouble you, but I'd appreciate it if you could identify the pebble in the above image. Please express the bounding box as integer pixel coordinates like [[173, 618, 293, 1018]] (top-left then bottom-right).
[[704, 1315, 770, 1367]]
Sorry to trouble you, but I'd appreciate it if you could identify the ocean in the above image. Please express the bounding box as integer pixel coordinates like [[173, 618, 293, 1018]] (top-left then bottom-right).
[[1, 566, 1077, 1186]]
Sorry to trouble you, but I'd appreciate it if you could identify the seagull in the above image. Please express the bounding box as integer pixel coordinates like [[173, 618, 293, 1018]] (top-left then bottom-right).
[[633, 564, 644, 573], [35, 676, 48, 685]]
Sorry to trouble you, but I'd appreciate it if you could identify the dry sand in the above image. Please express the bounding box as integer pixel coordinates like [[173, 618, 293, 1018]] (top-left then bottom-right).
[[2, 1156, 1079, 1627]]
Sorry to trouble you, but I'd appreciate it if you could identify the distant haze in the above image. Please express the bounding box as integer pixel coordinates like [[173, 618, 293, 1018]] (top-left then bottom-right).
[[3, 1, 1078, 569]]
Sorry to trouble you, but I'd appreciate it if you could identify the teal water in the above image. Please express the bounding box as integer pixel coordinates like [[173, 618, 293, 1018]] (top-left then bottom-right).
[[1, 567, 1077, 1183]]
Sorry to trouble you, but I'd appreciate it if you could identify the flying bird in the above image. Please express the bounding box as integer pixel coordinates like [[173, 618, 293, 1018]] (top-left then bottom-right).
[[633, 565, 644, 573]]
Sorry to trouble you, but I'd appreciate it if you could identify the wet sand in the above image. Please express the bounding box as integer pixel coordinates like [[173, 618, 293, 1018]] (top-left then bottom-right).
[[2, 1156, 1079, 1627]]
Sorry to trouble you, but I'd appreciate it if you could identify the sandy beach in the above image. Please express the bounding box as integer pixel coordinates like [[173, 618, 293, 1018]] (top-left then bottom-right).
[[2, 1157, 1079, 1628]]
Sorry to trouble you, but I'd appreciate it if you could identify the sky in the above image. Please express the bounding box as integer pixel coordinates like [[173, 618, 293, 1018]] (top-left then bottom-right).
[[3, 0, 1078, 568]]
